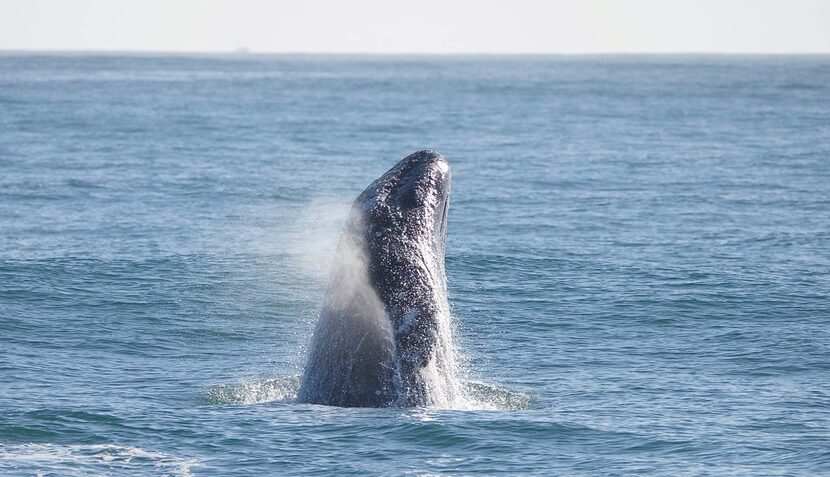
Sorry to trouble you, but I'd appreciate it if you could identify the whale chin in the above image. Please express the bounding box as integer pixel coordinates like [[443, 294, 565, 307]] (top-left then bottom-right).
[[297, 150, 460, 408]]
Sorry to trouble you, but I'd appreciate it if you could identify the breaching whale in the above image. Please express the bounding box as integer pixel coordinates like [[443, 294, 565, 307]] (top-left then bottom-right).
[[297, 150, 460, 407]]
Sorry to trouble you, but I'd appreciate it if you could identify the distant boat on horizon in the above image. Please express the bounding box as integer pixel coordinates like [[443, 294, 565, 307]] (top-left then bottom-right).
[[234, 44, 251, 54]]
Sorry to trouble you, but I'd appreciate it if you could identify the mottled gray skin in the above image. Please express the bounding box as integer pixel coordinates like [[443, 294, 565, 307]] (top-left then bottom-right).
[[298, 150, 451, 407]]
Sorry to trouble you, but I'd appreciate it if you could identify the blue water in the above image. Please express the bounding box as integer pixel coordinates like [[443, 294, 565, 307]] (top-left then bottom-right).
[[1, 54, 829, 476]]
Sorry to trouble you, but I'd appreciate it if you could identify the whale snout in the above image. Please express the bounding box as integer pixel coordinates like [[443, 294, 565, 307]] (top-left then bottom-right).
[[404, 149, 451, 192], [383, 150, 451, 249], [358, 149, 451, 238], [409, 149, 449, 177], [390, 150, 450, 214], [414, 151, 451, 248]]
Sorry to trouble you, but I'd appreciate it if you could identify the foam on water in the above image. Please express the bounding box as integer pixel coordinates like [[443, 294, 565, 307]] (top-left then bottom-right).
[[202, 376, 300, 405], [0, 444, 199, 477], [202, 376, 534, 410]]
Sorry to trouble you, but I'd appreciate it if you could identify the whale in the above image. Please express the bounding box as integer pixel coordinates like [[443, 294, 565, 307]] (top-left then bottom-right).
[[297, 150, 458, 407]]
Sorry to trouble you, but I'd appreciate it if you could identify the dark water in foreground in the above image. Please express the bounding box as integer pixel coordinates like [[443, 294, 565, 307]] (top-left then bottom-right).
[[1, 54, 829, 475]]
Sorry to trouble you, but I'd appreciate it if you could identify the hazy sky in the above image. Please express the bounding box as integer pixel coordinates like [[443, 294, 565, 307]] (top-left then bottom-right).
[[1, 0, 829, 54]]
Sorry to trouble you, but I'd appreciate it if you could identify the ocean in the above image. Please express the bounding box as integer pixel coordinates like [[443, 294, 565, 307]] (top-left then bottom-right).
[[1, 54, 829, 476]]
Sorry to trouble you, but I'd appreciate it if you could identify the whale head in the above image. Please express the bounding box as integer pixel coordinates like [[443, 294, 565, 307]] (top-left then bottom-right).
[[358, 149, 451, 259]]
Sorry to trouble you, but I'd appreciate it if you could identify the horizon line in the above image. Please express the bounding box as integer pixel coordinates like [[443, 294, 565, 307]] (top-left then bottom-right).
[[2, 48, 830, 57]]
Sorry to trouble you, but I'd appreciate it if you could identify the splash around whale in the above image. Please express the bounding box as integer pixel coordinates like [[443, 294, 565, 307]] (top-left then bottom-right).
[[297, 150, 464, 408]]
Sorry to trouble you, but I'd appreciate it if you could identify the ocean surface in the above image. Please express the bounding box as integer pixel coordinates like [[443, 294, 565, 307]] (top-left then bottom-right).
[[1, 54, 829, 476]]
